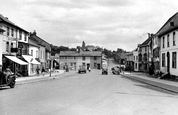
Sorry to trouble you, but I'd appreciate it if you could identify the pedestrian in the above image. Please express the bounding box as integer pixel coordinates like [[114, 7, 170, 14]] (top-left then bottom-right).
[[88, 67, 91, 72], [36, 66, 40, 76], [41, 67, 45, 76]]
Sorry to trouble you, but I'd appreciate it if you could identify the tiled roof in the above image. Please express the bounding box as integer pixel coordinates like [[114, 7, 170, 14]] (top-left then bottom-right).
[[59, 51, 102, 57], [156, 12, 178, 36]]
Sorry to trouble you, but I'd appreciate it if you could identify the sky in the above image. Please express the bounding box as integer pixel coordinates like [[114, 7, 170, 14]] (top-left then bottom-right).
[[1, 0, 178, 51]]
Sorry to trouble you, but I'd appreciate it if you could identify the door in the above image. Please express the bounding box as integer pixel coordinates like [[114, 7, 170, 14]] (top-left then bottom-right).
[[167, 52, 170, 73]]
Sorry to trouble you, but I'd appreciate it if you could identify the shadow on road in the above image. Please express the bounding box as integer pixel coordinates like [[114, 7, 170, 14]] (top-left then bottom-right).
[[0, 87, 10, 90]]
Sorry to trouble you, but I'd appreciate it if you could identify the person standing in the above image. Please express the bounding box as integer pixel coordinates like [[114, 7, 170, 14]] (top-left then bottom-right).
[[36, 66, 40, 76], [41, 67, 45, 76]]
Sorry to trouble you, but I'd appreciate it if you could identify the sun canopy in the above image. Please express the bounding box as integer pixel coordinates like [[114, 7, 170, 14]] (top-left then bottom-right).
[[22, 55, 40, 65], [5, 56, 28, 65]]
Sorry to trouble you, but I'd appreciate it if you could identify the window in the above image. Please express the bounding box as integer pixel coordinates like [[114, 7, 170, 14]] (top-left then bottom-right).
[[7, 27, 9, 36], [6, 42, 9, 52], [173, 32, 176, 46], [172, 52, 176, 68], [19, 31, 22, 40], [24, 34, 27, 41], [41, 51, 42, 59], [94, 63, 97, 68], [167, 34, 169, 47], [145, 47, 147, 52], [163, 37, 165, 48], [36, 51, 38, 58], [94, 56, 97, 60], [43, 51, 45, 59], [11, 28, 14, 37], [31, 50, 33, 56], [162, 53, 165, 67], [82, 56, 85, 61]]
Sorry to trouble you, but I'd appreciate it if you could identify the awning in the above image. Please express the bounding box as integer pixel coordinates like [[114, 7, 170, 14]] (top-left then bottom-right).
[[5, 56, 28, 65], [22, 55, 40, 65]]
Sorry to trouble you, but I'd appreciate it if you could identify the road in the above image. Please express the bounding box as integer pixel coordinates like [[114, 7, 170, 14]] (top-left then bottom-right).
[[1, 59, 178, 115]]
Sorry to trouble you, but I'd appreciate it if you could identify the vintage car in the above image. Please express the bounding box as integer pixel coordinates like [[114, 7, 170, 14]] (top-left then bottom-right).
[[78, 65, 86, 73], [111, 66, 120, 75], [102, 63, 108, 75], [0, 69, 16, 88]]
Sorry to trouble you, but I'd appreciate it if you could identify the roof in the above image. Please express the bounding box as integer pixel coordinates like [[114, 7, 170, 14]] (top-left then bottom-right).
[[139, 36, 152, 47], [156, 12, 178, 36], [29, 33, 51, 52], [0, 14, 29, 33], [59, 51, 102, 57]]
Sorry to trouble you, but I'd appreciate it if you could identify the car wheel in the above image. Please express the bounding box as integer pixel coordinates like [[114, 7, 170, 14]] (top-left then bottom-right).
[[9, 78, 15, 88]]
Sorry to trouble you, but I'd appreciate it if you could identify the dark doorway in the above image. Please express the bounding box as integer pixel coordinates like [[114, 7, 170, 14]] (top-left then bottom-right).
[[97, 64, 101, 69], [167, 52, 170, 73], [87, 63, 90, 69]]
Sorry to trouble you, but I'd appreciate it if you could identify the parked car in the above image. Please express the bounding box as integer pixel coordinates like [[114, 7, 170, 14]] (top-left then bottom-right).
[[102, 63, 108, 75], [0, 69, 16, 88], [78, 65, 86, 73], [111, 66, 120, 75]]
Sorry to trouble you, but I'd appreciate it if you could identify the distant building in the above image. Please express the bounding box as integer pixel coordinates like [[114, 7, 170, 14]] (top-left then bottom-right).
[[59, 51, 102, 70], [138, 34, 152, 72], [133, 48, 139, 71]]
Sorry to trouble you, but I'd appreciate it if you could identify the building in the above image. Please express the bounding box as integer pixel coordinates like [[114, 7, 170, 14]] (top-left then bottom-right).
[[133, 48, 139, 71], [125, 52, 134, 71], [157, 12, 178, 77], [0, 28, 5, 68], [29, 31, 51, 70], [152, 35, 160, 73], [0, 14, 28, 73], [138, 35, 152, 72], [59, 51, 102, 70]]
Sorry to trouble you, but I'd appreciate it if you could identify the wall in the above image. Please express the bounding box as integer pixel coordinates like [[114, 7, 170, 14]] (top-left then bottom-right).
[[160, 30, 178, 76]]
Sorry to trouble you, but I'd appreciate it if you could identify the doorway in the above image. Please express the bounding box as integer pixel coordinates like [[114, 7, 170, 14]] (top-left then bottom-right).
[[167, 52, 170, 73]]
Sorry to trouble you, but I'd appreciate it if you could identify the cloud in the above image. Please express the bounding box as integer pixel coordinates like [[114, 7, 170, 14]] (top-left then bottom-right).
[[1, 0, 178, 51]]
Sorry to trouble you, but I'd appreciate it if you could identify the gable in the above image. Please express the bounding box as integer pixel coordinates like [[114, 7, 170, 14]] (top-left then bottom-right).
[[157, 12, 178, 36]]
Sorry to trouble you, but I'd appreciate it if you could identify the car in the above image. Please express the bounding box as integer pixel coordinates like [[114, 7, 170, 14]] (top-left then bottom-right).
[[111, 66, 120, 75], [102, 63, 108, 75], [78, 65, 86, 73], [0, 68, 16, 88]]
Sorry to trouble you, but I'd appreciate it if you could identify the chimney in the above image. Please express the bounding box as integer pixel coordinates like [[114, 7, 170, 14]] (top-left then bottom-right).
[[33, 30, 37, 36], [148, 33, 151, 38]]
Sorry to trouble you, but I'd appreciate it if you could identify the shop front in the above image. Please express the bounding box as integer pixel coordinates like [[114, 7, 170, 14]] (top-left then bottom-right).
[[2, 55, 28, 75], [22, 55, 40, 76]]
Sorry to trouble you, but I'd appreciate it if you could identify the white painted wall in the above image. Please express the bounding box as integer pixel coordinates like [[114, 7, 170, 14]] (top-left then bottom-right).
[[160, 30, 178, 76], [0, 34, 3, 65], [77, 56, 90, 69]]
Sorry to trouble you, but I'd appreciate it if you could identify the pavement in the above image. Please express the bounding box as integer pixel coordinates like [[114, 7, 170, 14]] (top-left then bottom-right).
[[120, 71, 178, 93], [16, 70, 66, 85]]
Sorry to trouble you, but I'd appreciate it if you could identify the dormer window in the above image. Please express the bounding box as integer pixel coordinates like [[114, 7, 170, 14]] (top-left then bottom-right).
[[170, 22, 174, 26]]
